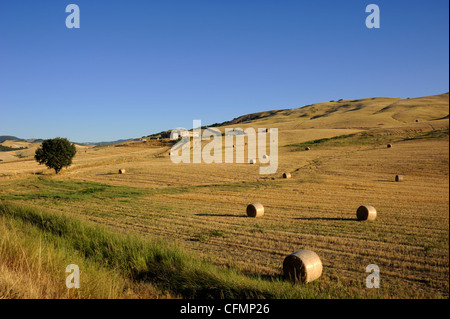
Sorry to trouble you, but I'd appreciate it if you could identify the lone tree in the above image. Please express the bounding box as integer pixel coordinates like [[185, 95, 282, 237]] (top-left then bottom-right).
[[35, 137, 77, 174]]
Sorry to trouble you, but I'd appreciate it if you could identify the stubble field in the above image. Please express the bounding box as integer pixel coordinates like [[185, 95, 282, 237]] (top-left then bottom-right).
[[0, 118, 448, 299]]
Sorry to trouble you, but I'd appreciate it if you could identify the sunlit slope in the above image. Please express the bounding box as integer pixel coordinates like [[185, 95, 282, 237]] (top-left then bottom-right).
[[0, 139, 89, 162], [221, 93, 449, 131], [0, 92, 448, 180], [214, 93, 448, 149], [0, 93, 448, 298]]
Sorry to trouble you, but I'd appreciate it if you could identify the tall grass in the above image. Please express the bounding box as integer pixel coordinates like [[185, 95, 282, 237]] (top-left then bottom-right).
[[0, 201, 328, 299], [0, 213, 163, 298]]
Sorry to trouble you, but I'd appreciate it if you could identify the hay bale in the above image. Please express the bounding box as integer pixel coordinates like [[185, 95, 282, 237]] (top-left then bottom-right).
[[305, 147, 311, 151], [283, 249, 323, 284], [415, 119, 419, 123], [249, 159, 256, 164], [119, 168, 126, 174], [387, 144, 392, 148], [262, 155, 269, 160], [247, 203, 264, 217], [356, 205, 377, 221], [395, 175, 404, 182], [283, 172, 291, 179]]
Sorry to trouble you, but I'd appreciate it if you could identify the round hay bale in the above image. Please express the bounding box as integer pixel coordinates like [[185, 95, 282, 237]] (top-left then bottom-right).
[[305, 147, 311, 151], [249, 159, 256, 164], [415, 119, 419, 123], [356, 205, 377, 221], [262, 154, 269, 160], [283, 249, 323, 284], [283, 172, 291, 179], [395, 175, 404, 182], [119, 168, 126, 174], [246, 203, 264, 218], [387, 144, 392, 148]]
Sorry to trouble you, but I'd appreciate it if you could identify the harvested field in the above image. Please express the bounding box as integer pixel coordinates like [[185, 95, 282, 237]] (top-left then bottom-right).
[[1, 124, 448, 298]]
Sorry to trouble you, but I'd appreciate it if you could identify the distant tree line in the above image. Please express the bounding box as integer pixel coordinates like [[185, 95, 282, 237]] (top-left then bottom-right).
[[0, 145, 27, 152]]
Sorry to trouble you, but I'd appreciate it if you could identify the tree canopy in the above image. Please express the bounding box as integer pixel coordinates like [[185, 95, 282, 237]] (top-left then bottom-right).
[[34, 137, 77, 174]]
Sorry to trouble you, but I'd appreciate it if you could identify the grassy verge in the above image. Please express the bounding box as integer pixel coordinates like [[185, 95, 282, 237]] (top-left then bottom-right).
[[0, 211, 164, 299], [0, 201, 336, 299]]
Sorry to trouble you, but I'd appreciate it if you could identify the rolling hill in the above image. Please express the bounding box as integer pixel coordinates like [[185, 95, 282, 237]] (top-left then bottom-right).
[[0, 91, 448, 299], [2, 92, 448, 163], [218, 92, 449, 129]]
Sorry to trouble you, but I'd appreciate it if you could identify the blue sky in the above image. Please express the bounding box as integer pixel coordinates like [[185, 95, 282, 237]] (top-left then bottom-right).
[[0, 0, 448, 142]]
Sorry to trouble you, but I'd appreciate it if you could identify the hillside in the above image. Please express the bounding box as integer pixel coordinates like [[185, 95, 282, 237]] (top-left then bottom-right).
[[2, 93, 448, 163], [0, 139, 90, 162], [0, 136, 23, 143], [0, 92, 448, 299], [219, 93, 449, 129]]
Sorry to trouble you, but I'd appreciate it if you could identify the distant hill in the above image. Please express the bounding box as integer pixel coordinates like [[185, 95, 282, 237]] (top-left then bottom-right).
[[144, 92, 449, 136], [0, 136, 24, 143], [0, 135, 120, 147], [82, 139, 134, 146], [0, 136, 44, 143], [216, 93, 449, 130], [0, 145, 27, 152], [3, 93, 448, 149]]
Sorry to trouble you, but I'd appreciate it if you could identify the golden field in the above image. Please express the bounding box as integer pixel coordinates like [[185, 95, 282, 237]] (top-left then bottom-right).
[[0, 93, 448, 298]]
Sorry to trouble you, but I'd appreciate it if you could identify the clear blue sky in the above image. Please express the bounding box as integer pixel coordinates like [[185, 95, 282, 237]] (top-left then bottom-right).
[[0, 0, 448, 142]]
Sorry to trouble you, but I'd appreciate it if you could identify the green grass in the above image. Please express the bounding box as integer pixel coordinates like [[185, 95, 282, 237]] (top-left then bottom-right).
[[403, 129, 449, 141], [287, 129, 449, 151], [0, 214, 145, 298], [145, 180, 282, 196], [0, 201, 334, 299], [192, 230, 227, 242], [0, 177, 147, 201], [0, 175, 281, 202]]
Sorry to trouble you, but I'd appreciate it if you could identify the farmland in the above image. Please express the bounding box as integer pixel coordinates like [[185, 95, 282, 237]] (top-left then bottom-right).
[[0, 94, 449, 299]]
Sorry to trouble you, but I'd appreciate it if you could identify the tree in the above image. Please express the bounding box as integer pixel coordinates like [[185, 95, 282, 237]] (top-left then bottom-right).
[[35, 137, 77, 174]]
